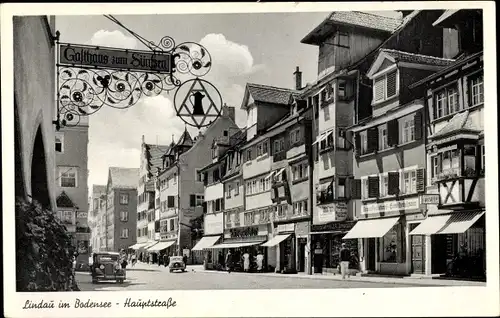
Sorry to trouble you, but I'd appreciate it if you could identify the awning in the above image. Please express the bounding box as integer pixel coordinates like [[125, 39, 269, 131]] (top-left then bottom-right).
[[209, 241, 265, 249], [147, 240, 176, 252], [312, 129, 334, 145], [260, 234, 291, 247], [343, 217, 400, 239], [410, 211, 485, 235], [129, 242, 148, 250], [192, 236, 221, 251], [265, 170, 276, 180], [141, 241, 159, 250]]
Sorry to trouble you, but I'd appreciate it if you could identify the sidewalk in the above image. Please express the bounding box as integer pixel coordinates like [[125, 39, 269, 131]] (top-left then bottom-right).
[[132, 262, 485, 287]]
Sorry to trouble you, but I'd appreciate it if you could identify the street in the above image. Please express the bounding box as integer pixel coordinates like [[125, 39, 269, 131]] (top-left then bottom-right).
[[76, 262, 433, 291]]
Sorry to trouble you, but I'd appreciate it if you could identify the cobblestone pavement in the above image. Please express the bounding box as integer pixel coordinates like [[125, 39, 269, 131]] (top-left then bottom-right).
[[76, 262, 434, 291]]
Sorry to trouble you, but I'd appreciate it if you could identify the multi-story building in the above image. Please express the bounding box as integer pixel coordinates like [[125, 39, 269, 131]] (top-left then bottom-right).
[[407, 9, 485, 278], [193, 127, 246, 269], [104, 167, 139, 252], [155, 106, 238, 262], [97, 192, 108, 252], [88, 184, 106, 253], [132, 137, 169, 261], [54, 113, 90, 268]]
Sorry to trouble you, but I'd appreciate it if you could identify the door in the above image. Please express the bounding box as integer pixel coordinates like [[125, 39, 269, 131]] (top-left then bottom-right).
[[367, 238, 376, 271], [410, 223, 425, 274]]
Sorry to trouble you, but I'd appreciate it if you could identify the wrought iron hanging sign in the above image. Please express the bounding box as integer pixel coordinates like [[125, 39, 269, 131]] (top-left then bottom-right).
[[55, 35, 222, 130]]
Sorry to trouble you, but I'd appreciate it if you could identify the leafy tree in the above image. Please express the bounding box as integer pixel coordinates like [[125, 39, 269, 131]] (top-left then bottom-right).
[[15, 197, 79, 291]]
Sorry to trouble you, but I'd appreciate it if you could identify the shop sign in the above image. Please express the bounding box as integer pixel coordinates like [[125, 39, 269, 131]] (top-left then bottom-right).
[[317, 202, 348, 223], [419, 194, 440, 205], [311, 221, 356, 233], [257, 224, 269, 236], [76, 211, 88, 219], [204, 212, 223, 235], [59, 44, 172, 73], [229, 226, 258, 238], [276, 223, 295, 233], [295, 222, 310, 236], [361, 197, 420, 215]]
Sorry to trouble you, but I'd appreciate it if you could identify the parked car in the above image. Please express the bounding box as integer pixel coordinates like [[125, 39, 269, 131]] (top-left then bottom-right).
[[90, 252, 126, 284], [168, 256, 186, 273]]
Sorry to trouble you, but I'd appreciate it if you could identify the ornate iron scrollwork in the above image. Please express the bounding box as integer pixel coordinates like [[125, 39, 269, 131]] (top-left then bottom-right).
[[56, 35, 221, 129]]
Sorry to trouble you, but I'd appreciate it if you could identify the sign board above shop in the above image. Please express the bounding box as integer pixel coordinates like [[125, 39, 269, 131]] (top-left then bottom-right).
[[361, 197, 419, 215], [58, 44, 172, 73], [311, 221, 356, 233], [419, 194, 440, 205]]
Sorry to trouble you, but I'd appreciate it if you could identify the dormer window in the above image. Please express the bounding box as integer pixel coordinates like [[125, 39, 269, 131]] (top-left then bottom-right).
[[373, 69, 398, 104], [212, 146, 217, 159]]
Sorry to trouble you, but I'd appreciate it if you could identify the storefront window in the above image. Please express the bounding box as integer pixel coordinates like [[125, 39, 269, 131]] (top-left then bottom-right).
[[379, 223, 405, 263]]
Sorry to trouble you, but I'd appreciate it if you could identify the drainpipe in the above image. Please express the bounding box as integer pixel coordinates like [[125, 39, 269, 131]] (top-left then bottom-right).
[[307, 103, 316, 275]]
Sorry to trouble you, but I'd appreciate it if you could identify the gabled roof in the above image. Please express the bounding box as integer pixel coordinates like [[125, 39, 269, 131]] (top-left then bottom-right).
[[145, 143, 170, 172], [175, 128, 193, 148], [430, 110, 482, 140], [57, 191, 76, 208], [109, 167, 139, 190], [241, 83, 297, 108], [433, 9, 459, 27], [301, 11, 403, 45]]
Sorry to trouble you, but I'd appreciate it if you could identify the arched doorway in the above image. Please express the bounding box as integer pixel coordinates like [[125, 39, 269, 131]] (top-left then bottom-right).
[[31, 127, 50, 209]]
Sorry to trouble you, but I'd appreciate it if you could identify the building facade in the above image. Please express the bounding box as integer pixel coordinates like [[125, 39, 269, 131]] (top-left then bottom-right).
[[104, 167, 139, 252], [89, 184, 106, 253]]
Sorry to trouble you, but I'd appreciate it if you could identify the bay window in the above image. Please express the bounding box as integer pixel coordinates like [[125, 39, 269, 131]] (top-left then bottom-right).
[[463, 145, 476, 176], [469, 73, 484, 106]]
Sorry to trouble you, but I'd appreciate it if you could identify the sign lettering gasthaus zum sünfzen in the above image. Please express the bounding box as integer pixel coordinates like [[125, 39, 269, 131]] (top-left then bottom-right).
[[362, 197, 420, 215], [58, 44, 172, 73]]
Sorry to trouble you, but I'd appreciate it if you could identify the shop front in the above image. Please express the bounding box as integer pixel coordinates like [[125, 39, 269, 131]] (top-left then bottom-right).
[[262, 223, 296, 273], [193, 211, 224, 270], [295, 221, 310, 272], [409, 209, 485, 279], [344, 196, 427, 276], [147, 240, 177, 265], [210, 224, 269, 272]]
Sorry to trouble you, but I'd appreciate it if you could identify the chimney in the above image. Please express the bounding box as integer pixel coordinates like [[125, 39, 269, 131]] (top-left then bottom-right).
[[399, 10, 413, 18], [293, 66, 302, 90], [141, 135, 145, 144], [222, 103, 235, 122]]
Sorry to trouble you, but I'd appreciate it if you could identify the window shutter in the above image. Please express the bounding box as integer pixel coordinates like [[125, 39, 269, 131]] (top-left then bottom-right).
[[355, 133, 361, 155], [416, 168, 425, 193], [350, 179, 362, 199], [367, 127, 379, 153], [215, 199, 220, 211], [368, 176, 380, 198], [190, 194, 196, 207], [386, 70, 397, 98], [414, 110, 423, 140], [387, 119, 399, 146], [202, 202, 207, 213], [221, 198, 225, 211], [155, 220, 160, 232], [388, 172, 400, 195], [374, 77, 385, 101]]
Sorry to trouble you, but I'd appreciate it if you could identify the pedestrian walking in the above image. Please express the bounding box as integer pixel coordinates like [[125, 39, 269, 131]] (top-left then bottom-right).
[[340, 243, 351, 279], [131, 254, 137, 267], [183, 254, 188, 268], [163, 253, 169, 267], [225, 251, 233, 273], [256, 251, 264, 272], [243, 251, 250, 272]]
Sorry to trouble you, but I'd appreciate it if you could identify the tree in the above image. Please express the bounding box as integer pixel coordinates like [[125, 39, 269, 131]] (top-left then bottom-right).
[[15, 197, 79, 291]]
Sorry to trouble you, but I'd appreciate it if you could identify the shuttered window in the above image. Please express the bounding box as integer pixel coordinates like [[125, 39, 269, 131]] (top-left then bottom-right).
[[416, 168, 425, 192], [368, 176, 380, 198], [190, 194, 196, 207], [351, 179, 362, 199], [386, 70, 397, 98], [387, 119, 399, 146], [374, 77, 385, 102], [367, 127, 379, 153], [167, 196, 175, 208], [388, 172, 400, 195]]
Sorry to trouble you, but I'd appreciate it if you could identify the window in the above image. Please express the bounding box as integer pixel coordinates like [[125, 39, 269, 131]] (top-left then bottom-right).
[[362, 178, 369, 199], [402, 170, 417, 194], [360, 131, 368, 154], [402, 118, 415, 144], [195, 169, 203, 182], [120, 211, 128, 222], [226, 212, 231, 227], [214, 199, 221, 212], [173, 173, 177, 185], [244, 212, 254, 226], [246, 149, 252, 161], [379, 125, 389, 150], [338, 80, 346, 98], [227, 184, 232, 198], [481, 145, 485, 171], [59, 167, 77, 187], [212, 146, 217, 159], [170, 219, 175, 231], [119, 193, 129, 205], [290, 128, 301, 145], [337, 32, 349, 47], [273, 138, 285, 154], [373, 70, 398, 103], [212, 169, 220, 182], [167, 196, 175, 208], [246, 182, 252, 195], [338, 178, 346, 198], [223, 130, 228, 137], [235, 182, 240, 195], [380, 175, 389, 197], [379, 223, 405, 263], [121, 228, 129, 238], [196, 195, 204, 206], [252, 180, 257, 193], [55, 133, 63, 152], [469, 73, 484, 106], [337, 129, 346, 149], [435, 85, 460, 119], [463, 145, 476, 176]]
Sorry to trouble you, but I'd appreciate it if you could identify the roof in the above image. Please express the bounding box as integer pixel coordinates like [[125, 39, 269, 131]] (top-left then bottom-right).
[[380, 49, 455, 67], [109, 167, 139, 189], [433, 9, 459, 27], [92, 185, 106, 196], [145, 143, 170, 171], [56, 191, 76, 208], [430, 111, 481, 140], [245, 83, 297, 106], [301, 11, 403, 45], [175, 128, 193, 148]]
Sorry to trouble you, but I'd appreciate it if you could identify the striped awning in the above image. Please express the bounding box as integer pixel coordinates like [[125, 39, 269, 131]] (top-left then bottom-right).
[[192, 236, 221, 251], [343, 217, 400, 239], [147, 240, 176, 252], [410, 211, 485, 235]]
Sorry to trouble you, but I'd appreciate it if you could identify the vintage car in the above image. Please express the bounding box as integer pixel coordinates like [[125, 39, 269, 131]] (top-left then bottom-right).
[[90, 252, 126, 284], [168, 256, 186, 273]]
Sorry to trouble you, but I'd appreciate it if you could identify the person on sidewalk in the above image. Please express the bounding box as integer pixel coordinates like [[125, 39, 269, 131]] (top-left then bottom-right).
[[256, 250, 264, 273], [243, 250, 250, 272], [340, 243, 351, 279], [225, 251, 233, 273], [131, 254, 137, 267], [183, 254, 188, 269]]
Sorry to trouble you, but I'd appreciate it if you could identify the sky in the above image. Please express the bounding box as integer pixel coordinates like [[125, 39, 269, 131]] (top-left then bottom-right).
[[55, 11, 402, 190]]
